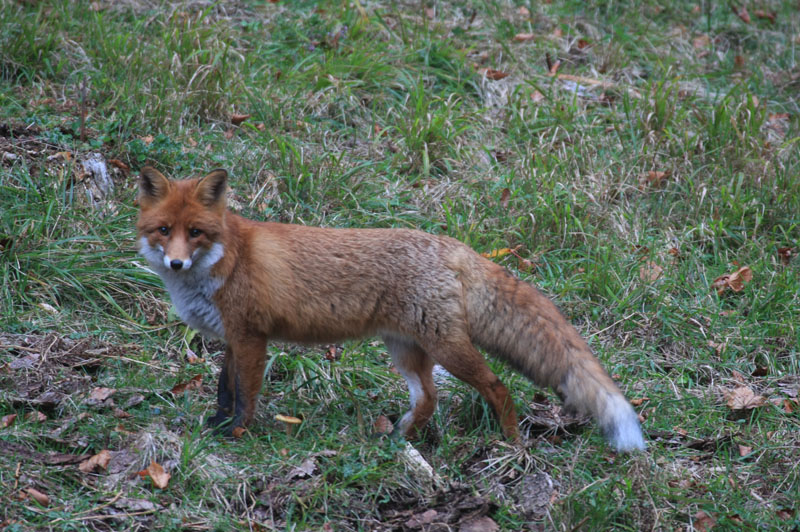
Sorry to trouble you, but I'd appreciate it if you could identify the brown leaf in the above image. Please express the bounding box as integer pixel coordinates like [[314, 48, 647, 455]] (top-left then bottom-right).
[[640, 170, 670, 188], [727, 266, 752, 292], [373, 415, 394, 435], [725, 386, 766, 410], [232, 426, 247, 438], [737, 444, 752, 457], [170, 374, 203, 395], [460, 516, 499, 532], [405, 509, 438, 528], [732, 5, 750, 24], [693, 34, 711, 49], [639, 261, 663, 282], [79, 449, 112, 473], [112, 408, 132, 419], [694, 510, 716, 532], [90, 387, 116, 402], [576, 38, 590, 50], [2, 414, 17, 428], [140, 135, 154, 145], [231, 113, 251, 126], [185, 348, 203, 364], [26, 411, 47, 422], [707, 340, 726, 355], [499, 187, 511, 208], [25, 487, 50, 507], [223, 129, 235, 140], [107, 158, 129, 172], [513, 33, 535, 43], [630, 397, 649, 407], [143, 460, 170, 489], [479, 68, 510, 81], [753, 9, 776, 23], [287, 457, 317, 480], [712, 266, 752, 295], [777, 247, 793, 265]]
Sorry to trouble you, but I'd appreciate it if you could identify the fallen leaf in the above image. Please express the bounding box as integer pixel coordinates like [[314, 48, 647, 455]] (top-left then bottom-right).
[[112, 408, 132, 419], [732, 5, 750, 24], [712, 266, 752, 295], [576, 38, 590, 50], [499, 188, 511, 208], [373, 415, 393, 435], [25, 487, 50, 507], [694, 510, 716, 532], [223, 129, 235, 140], [185, 348, 203, 364], [140, 135, 154, 145], [753, 9, 776, 23], [737, 444, 752, 457], [231, 113, 251, 126], [693, 34, 711, 49], [707, 340, 726, 355], [630, 397, 649, 407], [513, 33, 535, 43], [287, 457, 317, 479], [751, 366, 768, 377], [170, 374, 203, 395], [89, 387, 116, 402], [2, 414, 17, 428], [406, 509, 438, 528], [79, 449, 112, 473], [107, 158, 129, 172], [481, 245, 521, 259], [639, 261, 663, 282], [26, 411, 47, 422], [142, 460, 170, 489], [734, 55, 745, 69], [232, 426, 247, 438], [725, 386, 766, 410], [640, 170, 670, 188], [478, 68, 510, 81], [777, 247, 793, 265], [460, 516, 499, 532], [727, 266, 752, 292]]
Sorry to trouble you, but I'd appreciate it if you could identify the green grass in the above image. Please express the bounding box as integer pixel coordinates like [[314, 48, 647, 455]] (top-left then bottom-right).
[[1, 0, 799, 530]]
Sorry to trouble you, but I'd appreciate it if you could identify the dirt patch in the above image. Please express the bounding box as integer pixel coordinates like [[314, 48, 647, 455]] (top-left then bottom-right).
[[0, 333, 140, 412]]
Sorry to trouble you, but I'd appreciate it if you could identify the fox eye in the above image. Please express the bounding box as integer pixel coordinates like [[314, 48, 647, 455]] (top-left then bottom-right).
[[189, 228, 202, 238], [158, 226, 170, 235]]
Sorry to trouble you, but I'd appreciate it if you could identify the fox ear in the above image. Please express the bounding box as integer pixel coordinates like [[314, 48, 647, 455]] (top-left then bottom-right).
[[138, 166, 171, 206], [195, 169, 228, 209]]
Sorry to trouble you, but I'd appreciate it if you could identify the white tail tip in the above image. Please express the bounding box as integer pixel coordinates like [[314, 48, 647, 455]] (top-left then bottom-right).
[[603, 395, 646, 452]]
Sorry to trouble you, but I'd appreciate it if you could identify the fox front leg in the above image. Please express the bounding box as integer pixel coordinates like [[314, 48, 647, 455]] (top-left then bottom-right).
[[207, 337, 267, 434]]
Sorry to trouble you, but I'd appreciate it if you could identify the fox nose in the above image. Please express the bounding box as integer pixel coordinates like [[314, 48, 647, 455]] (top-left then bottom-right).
[[170, 259, 184, 271]]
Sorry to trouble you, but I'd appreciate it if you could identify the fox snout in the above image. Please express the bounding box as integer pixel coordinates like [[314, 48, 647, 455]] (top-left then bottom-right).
[[164, 255, 193, 271]]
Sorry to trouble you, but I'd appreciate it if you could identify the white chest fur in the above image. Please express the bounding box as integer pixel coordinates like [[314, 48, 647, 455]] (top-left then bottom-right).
[[138, 237, 226, 338]]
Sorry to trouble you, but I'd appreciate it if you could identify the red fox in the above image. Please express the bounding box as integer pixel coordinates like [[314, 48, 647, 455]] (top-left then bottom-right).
[[136, 167, 645, 452]]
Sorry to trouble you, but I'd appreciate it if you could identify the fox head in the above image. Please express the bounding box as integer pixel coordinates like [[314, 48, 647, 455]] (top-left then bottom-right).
[[136, 167, 228, 272]]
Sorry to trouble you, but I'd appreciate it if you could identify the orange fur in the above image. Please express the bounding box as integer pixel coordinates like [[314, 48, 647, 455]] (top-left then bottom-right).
[[136, 167, 646, 451]]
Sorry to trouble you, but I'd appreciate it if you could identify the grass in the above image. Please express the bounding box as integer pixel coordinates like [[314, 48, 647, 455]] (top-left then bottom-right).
[[1, 0, 799, 530]]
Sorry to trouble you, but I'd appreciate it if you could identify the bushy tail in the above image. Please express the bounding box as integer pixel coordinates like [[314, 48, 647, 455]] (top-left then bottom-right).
[[465, 260, 645, 452]]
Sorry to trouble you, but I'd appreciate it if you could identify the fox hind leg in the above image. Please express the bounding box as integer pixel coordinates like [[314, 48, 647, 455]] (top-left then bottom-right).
[[428, 338, 519, 440], [383, 335, 437, 438]]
